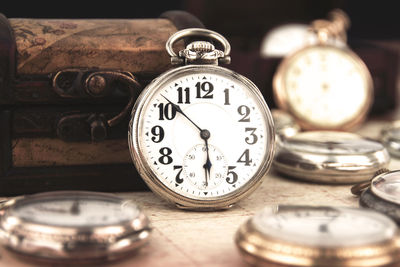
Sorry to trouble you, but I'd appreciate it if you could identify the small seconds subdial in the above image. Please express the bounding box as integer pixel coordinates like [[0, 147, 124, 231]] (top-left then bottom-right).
[[183, 144, 228, 190]]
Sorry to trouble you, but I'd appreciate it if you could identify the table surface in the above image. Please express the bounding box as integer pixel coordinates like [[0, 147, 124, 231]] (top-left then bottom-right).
[[0, 118, 400, 267]]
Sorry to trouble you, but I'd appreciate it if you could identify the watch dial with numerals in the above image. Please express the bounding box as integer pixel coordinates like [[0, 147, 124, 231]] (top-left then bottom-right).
[[274, 45, 372, 130], [252, 206, 396, 247], [130, 65, 274, 207]]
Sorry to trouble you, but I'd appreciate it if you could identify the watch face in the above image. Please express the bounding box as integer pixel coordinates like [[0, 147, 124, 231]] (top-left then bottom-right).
[[252, 206, 396, 247], [372, 171, 400, 205], [130, 65, 274, 204], [9, 192, 141, 227], [282, 131, 383, 155], [274, 45, 372, 130]]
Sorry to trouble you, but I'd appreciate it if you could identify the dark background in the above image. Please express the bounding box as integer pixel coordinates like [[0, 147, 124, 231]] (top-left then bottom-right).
[[1, 0, 399, 45]]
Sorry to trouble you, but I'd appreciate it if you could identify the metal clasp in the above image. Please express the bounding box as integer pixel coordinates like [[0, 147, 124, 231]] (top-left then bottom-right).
[[166, 28, 231, 66], [310, 9, 350, 44]]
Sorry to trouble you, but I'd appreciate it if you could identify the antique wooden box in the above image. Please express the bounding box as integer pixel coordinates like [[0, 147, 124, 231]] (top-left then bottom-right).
[[0, 11, 203, 196]]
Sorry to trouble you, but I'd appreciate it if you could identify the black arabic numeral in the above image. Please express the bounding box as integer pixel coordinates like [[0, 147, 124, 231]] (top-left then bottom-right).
[[224, 88, 230, 105], [151, 125, 164, 143], [237, 149, 252, 166], [177, 87, 190, 104], [238, 105, 250, 122], [158, 147, 173, 165], [245, 127, 258, 145], [196, 82, 214, 99], [158, 103, 177, 120], [174, 165, 184, 184], [226, 166, 238, 184]]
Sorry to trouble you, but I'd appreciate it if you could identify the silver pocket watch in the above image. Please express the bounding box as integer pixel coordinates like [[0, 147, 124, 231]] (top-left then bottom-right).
[[273, 131, 390, 184], [129, 28, 275, 210], [0, 191, 151, 263]]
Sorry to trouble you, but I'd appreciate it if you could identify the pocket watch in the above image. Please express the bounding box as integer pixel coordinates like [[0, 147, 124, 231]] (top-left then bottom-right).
[[271, 109, 300, 139], [273, 9, 373, 131], [352, 169, 400, 224], [0, 191, 151, 263], [381, 120, 400, 158], [128, 28, 275, 210], [273, 131, 390, 184], [235, 205, 400, 267]]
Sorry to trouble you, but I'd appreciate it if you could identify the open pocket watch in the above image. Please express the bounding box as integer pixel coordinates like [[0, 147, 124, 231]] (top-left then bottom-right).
[[128, 28, 275, 210], [235, 205, 400, 267], [352, 169, 400, 224], [273, 9, 373, 131], [273, 131, 390, 184], [0, 191, 151, 263]]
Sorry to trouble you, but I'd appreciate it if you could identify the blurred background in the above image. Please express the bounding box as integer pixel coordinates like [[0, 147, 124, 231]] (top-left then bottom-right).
[[2, 0, 400, 114]]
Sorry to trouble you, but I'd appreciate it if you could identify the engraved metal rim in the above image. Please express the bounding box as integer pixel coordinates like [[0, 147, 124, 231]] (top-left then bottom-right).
[[272, 44, 373, 131], [371, 170, 400, 205], [128, 64, 275, 209], [272, 134, 390, 184], [0, 191, 151, 261], [235, 207, 400, 267], [166, 28, 231, 57]]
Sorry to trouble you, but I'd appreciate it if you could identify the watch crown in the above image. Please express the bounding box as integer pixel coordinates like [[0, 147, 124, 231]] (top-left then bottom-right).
[[187, 41, 215, 53], [373, 168, 390, 178]]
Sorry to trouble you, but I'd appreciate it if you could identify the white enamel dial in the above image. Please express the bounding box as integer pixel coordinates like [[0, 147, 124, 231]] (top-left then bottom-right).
[[10, 194, 140, 227], [131, 65, 274, 204], [252, 206, 396, 247], [275, 45, 371, 129]]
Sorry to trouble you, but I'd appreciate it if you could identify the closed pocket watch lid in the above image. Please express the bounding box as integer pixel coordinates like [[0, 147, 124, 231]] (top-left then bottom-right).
[[273, 131, 390, 183]]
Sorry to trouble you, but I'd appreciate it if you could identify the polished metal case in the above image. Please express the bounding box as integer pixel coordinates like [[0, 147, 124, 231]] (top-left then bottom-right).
[[129, 64, 275, 210], [360, 188, 400, 224], [235, 205, 400, 267], [381, 121, 400, 158], [273, 44, 373, 131], [273, 131, 390, 184], [0, 191, 151, 263]]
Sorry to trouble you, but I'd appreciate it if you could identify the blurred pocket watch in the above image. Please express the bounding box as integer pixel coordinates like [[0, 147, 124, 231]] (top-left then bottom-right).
[[381, 120, 400, 158], [271, 109, 300, 139], [272, 9, 373, 131], [273, 131, 390, 184], [352, 169, 400, 224], [0, 191, 151, 263], [235, 205, 400, 267]]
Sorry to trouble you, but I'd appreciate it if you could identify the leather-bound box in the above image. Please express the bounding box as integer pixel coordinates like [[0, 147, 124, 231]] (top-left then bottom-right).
[[0, 11, 203, 196]]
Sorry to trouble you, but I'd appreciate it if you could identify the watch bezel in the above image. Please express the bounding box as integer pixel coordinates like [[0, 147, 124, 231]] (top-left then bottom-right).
[[129, 64, 275, 210], [273, 44, 373, 131]]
